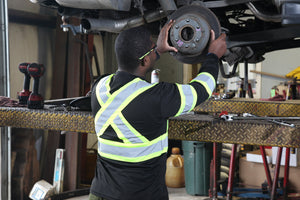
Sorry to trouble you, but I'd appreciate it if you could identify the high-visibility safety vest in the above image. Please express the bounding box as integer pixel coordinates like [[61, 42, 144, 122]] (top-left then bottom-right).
[[94, 72, 215, 163]]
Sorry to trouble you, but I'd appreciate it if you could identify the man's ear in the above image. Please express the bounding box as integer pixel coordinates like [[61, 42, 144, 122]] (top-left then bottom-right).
[[143, 56, 150, 67], [140, 58, 145, 66]]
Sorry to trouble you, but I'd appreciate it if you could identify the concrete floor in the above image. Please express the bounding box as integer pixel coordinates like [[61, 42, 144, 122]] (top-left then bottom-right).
[[168, 187, 210, 200], [66, 187, 209, 200]]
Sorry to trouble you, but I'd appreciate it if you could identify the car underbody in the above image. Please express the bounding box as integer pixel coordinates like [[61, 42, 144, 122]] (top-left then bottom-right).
[[30, 0, 300, 76]]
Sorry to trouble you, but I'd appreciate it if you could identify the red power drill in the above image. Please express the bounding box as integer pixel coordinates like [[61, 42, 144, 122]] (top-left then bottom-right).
[[27, 63, 45, 109], [18, 63, 32, 105]]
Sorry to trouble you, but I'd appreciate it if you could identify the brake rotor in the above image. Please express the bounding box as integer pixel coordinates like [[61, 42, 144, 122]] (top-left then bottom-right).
[[169, 5, 221, 64]]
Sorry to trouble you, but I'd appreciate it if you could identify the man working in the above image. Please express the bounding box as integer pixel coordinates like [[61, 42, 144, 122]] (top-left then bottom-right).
[[90, 20, 227, 200]]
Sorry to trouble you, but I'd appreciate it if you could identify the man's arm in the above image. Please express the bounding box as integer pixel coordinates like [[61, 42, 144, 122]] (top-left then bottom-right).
[[91, 74, 111, 116], [190, 31, 227, 105], [158, 22, 227, 117]]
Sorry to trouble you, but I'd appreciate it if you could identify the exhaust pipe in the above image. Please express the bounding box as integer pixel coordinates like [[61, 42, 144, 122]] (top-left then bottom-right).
[[246, 2, 281, 22], [158, 0, 177, 11], [81, 10, 168, 33]]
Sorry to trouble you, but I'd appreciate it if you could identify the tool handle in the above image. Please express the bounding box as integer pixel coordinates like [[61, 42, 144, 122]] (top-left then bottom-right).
[[268, 120, 295, 128], [250, 70, 291, 79]]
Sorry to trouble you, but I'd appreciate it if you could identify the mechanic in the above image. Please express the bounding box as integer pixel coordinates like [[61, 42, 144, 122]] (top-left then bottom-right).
[[89, 20, 227, 200]]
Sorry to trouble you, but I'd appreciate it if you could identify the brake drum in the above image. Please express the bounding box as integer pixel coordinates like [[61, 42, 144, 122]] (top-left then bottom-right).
[[169, 5, 221, 64]]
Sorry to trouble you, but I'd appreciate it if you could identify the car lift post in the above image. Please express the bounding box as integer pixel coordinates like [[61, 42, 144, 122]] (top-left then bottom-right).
[[210, 59, 292, 199], [283, 147, 290, 199], [211, 142, 218, 200], [226, 144, 237, 200], [260, 146, 272, 188], [211, 145, 290, 200]]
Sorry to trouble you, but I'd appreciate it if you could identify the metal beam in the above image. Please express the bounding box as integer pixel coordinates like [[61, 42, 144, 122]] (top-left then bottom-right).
[[8, 8, 57, 28], [0, 0, 11, 200]]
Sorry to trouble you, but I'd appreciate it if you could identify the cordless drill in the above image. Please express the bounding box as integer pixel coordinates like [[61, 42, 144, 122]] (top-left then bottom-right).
[[27, 63, 45, 109], [18, 62, 31, 104]]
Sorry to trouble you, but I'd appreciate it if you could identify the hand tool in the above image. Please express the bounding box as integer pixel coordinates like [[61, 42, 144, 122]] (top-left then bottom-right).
[[220, 113, 296, 127], [27, 63, 45, 109], [17, 62, 31, 104], [242, 113, 300, 122]]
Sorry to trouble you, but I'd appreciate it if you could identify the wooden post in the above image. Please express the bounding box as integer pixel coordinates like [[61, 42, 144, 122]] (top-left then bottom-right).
[[183, 63, 201, 83]]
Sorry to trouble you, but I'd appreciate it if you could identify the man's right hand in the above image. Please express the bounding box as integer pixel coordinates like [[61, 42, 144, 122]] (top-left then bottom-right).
[[208, 30, 227, 59], [156, 20, 178, 55]]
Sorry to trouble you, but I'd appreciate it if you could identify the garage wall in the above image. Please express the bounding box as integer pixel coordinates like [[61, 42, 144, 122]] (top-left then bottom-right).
[[8, 0, 56, 100], [260, 47, 300, 98], [9, 23, 55, 100]]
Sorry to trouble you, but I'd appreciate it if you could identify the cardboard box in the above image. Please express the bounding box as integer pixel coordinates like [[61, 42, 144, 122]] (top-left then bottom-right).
[[29, 149, 65, 199], [272, 147, 300, 167], [246, 149, 272, 164], [239, 157, 300, 192], [29, 180, 55, 200]]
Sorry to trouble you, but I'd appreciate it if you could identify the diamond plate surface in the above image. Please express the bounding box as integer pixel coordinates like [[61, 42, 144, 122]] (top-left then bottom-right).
[[1, 100, 300, 147], [194, 98, 300, 117], [0, 107, 95, 133], [169, 114, 300, 148]]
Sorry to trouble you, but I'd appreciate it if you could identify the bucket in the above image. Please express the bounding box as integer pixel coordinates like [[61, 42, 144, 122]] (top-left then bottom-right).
[[182, 141, 213, 196]]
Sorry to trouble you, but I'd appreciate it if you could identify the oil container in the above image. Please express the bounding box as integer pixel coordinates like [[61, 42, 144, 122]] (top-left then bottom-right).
[[165, 147, 185, 188]]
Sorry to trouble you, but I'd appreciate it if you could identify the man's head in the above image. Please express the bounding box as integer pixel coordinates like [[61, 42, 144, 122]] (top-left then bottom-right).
[[115, 26, 155, 74]]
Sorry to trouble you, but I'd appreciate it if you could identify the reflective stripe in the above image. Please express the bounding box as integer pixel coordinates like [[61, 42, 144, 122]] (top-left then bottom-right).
[[190, 72, 216, 97], [98, 133, 168, 163], [95, 78, 156, 136], [118, 113, 149, 143], [112, 115, 144, 143], [94, 78, 139, 135], [94, 76, 167, 162], [175, 84, 197, 117], [96, 75, 113, 106]]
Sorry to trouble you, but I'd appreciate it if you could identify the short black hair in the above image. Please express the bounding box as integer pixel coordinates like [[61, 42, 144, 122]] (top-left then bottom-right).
[[115, 26, 152, 72]]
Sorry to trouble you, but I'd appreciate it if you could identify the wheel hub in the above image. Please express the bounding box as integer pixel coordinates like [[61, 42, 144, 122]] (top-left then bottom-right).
[[170, 14, 210, 56], [169, 5, 221, 64]]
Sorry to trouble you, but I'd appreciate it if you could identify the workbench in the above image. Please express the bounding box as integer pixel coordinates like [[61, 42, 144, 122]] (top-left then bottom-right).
[[2, 97, 300, 200], [1, 98, 300, 148]]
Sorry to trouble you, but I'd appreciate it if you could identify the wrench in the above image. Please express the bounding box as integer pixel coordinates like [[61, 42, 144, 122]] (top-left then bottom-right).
[[220, 113, 295, 127], [243, 113, 295, 128]]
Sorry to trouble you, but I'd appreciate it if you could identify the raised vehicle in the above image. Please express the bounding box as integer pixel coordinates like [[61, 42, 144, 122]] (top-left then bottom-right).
[[29, 0, 300, 75]]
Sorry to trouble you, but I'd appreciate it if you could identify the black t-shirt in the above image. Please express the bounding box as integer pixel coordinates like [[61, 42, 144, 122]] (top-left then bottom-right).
[[90, 54, 219, 200], [91, 154, 168, 200]]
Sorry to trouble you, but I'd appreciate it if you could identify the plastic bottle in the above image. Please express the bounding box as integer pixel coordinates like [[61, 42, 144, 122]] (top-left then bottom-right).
[[165, 147, 185, 188]]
